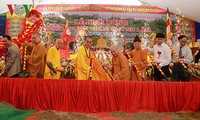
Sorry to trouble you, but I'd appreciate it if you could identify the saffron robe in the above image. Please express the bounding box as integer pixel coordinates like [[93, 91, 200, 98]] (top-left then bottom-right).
[[189, 42, 199, 48], [129, 48, 147, 81], [44, 46, 62, 79], [27, 42, 45, 78], [75, 45, 111, 80], [111, 52, 130, 81]]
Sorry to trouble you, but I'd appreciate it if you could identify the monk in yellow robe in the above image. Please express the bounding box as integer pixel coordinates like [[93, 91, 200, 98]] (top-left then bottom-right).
[[26, 33, 46, 78], [189, 37, 199, 55], [96, 35, 107, 48], [44, 38, 63, 79], [110, 45, 130, 81], [75, 36, 111, 80], [189, 37, 199, 48], [128, 36, 147, 81]]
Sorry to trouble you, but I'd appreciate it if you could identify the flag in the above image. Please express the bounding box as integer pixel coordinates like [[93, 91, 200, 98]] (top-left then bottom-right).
[[166, 8, 172, 46]]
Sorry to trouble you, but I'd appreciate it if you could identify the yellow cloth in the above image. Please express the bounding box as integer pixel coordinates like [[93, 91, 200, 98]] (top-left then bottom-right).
[[189, 42, 199, 48], [27, 42, 45, 78], [75, 45, 111, 80], [147, 55, 151, 61], [44, 46, 62, 79], [70, 54, 77, 60]]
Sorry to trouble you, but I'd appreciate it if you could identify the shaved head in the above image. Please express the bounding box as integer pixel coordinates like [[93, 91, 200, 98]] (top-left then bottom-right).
[[55, 38, 62, 43], [31, 33, 41, 44], [84, 36, 93, 48], [110, 45, 119, 57], [32, 33, 40, 39], [55, 38, 63, 49], [110, 45, 118, 51]]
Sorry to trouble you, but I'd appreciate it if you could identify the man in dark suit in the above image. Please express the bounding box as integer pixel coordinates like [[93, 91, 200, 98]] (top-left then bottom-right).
[[2, 35, 21, 77]]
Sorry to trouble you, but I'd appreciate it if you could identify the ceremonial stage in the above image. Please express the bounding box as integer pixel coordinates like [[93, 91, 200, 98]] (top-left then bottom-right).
[[0, 78, 199, 113]]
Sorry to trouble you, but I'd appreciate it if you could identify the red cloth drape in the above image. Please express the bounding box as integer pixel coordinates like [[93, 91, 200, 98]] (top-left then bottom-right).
[[0, 78, 199, 113]]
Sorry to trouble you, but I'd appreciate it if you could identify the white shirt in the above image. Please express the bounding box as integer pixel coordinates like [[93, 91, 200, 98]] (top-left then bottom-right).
[[173, 45, 193, 64], [153, 43, 172, 67]]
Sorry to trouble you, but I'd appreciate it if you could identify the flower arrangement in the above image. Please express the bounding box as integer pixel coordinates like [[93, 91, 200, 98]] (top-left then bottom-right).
[[95, 49, 112, 66], [0, 56, 5, 76], [61, 59, 75, 79], [188, 63, 200, 77]]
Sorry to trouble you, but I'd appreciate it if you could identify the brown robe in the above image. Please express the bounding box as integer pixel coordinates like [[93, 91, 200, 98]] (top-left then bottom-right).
[[129, 48, 147, 81], [111, 52, 130, 81], [27, 42, 46, 78]]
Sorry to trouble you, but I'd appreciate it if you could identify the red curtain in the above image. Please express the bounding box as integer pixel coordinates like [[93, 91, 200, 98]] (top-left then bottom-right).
[[0, 78, 199, 112]]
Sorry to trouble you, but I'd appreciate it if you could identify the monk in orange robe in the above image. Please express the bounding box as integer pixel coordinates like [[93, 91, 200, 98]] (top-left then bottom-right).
[[128, 36, 147, 81], [110, 45, 130, 81], [75, 36, 111, 81], [26, 33, 46, 78]]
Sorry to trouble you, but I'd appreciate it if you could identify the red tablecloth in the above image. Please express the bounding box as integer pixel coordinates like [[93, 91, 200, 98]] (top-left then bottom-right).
[[0, 78, 199, 112]]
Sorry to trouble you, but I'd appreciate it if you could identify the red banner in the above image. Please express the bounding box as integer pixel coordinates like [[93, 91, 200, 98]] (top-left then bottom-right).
[[37, 4, 166, 14], [5, 14, 25, 38]]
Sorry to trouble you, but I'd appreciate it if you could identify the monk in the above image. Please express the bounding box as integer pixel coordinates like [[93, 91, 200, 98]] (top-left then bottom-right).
[[189, 37, 199, 48], [128, 36, 147, 81], [60, 20, 76, 59], [75, 36, 111, 80], [110, 45, 130, 81], [189, 37, 199, 55], [26, 33, 46, 78], [96, 35, 107, 48], [44, 38, 63, 79]]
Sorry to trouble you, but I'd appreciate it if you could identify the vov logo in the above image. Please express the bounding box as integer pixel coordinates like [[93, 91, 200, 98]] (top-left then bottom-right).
[[7, 4, 33, 15]]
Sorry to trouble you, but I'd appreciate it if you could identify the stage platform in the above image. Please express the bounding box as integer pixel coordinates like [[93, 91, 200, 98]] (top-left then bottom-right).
[[0, 78, 199, 113]]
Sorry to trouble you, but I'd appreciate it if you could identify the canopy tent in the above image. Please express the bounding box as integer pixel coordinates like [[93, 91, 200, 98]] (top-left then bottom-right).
[[1, 0, 200, 22], [1, 0, 141, 13], [141, 0, 200, 23]]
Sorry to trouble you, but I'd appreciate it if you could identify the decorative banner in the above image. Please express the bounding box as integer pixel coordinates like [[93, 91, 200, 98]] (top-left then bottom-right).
[[39, 4, 169, 50], [180, 18, 196, 41], [0, 16, 6, 36], [5, 13, 25, 38], [4, 4, 197, 50], [37, 4, 166, 14]]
